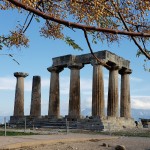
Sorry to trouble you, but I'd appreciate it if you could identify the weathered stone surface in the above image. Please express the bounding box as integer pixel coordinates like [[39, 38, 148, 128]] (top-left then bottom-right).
[[30, 76, 41, 117], [52, 50, 130, 69], [68, 63, 84, 119], [47, 50, 132, 123], [119, 69, 132, 118], [13, 72, 28, 117], [47, 66, 64, 118], [107, 66, 119, 117], [14, 72, 29, 78], [92, 62, 105, 117]]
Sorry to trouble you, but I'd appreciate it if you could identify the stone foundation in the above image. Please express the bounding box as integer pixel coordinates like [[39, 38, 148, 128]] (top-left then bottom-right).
[[9, 116, 135, 130]]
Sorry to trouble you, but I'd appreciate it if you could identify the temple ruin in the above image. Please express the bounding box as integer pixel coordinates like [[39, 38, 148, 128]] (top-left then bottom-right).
[[10, 50, 135, 130]]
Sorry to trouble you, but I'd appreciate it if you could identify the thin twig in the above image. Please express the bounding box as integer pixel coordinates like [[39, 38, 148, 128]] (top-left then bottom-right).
[[111, 2, 150, 60], [136, 26, 147, 51], [21, 12, 32, 32], [83, 29, 111, 69], [23, 13, 34, 33], [117, 10, 150, 59], [0, 54, 20, 65]]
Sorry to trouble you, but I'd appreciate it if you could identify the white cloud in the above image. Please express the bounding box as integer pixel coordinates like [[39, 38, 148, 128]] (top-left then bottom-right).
[[130, 76, 143, 82], [131, 96, 150, 109], [41, 78, 50, 88], [24, 80, 32, 91], [0, 77, 50, 91], [81, 96, 92, 110], [0, 77, 15, 90]]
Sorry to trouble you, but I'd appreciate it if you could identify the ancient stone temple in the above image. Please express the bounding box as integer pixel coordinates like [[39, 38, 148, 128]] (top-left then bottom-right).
[[48, 50, 132, 119], [10, 50, 135, 130]]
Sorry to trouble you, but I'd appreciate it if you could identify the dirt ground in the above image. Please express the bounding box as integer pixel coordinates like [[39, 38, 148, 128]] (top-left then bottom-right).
[[0, 128, 149, 150], [15, 134, 150, 150]]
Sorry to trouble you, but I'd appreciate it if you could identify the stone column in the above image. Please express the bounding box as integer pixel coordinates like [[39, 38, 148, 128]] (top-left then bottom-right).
[[91, 62, 105, 117], [30, 76, 41, 117], [119, 68, 132, 118], [107, 65, 119, 117], [47, 66, 63, 118], [68, 63, 83, 119], [14, 72, 28, 117]]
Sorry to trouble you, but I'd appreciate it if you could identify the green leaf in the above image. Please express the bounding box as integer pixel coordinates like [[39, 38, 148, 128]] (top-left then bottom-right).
[[35, 17, 40, 23], [136, 50, 142, 57], [64, 36, 83, 51], [0, 45, 2, 50]]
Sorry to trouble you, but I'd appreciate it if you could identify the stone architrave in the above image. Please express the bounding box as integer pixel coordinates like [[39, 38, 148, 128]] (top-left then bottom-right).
[[68, 63, 83, 119], [14, 72, 28, 117], [91, 61, 105, 117], [30, 76, 41, 117], [107, 65, 119, 117], [47, 66, 63, 118], [119, 68, 132, 118]]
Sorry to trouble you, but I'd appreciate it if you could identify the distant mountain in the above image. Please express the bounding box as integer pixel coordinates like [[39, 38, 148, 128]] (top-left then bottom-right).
[[131, 109, 150, 121], [81, 108, 150, 121]]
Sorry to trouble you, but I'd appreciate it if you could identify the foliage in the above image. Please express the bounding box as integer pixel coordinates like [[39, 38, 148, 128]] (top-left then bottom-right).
[[0, 0, 150, 57], [65, 37, 83, 51]]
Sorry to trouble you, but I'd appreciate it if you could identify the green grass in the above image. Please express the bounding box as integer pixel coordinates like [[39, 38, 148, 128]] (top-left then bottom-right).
[[70, 129, 150, 137], [108, 131, 150, 137], [0, 131, 38, 136]]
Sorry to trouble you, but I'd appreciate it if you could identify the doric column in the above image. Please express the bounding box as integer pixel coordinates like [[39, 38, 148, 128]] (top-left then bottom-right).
[[107, 65, 119, 117], [119, 68, 132, 118], [14, 72, 28, 117], [68, 63, 83, 119], [91, 61, 105, 117], [47, 66, 63, 118], [30, 76, 41, 117]]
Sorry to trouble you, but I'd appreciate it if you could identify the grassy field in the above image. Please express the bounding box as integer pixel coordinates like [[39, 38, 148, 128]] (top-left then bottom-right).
[[71, 128, 150, 138], [0, 127, 149, 137], [0, 130, 38, 136], [103, 129, 150, 137]]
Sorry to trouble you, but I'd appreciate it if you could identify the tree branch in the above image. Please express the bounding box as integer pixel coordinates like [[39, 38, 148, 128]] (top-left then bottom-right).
[[23, 13, 34, 33], [83, 29, 111, 69], [0, 54, 20, 65], [6, 0, 150, 38], [117, 9, 150, 59]]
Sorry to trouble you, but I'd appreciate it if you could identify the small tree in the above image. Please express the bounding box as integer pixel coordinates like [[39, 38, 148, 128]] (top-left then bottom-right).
[[0, 0, 150, 67]]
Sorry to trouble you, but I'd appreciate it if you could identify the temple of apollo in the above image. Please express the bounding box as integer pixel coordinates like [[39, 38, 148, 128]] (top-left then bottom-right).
[[10, 50, 135, 130]]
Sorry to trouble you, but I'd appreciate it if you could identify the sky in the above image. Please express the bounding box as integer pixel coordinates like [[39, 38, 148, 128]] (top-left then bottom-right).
[[0, 9, 150, 117]]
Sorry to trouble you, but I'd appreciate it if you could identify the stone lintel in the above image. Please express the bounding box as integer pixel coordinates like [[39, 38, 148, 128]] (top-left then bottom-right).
[[47, 66, 64, 73], [68, 63, 84, 70], [14, 72, 29, 78], [52, 50, 130, 69]]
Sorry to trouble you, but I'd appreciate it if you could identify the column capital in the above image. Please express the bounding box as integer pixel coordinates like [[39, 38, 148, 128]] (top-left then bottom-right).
[[68, 63, 84, 70], [110, 65, 121, 70], [119, 68, 132, 75], [90, 60, 103, 66], [14, 72, 29, 78], [47, 66, 64, 73]]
